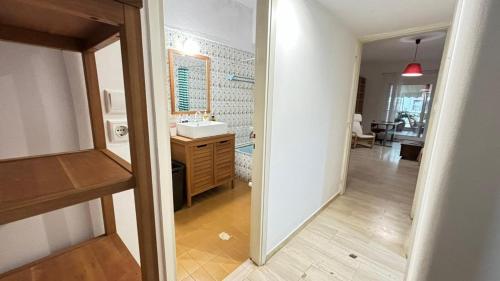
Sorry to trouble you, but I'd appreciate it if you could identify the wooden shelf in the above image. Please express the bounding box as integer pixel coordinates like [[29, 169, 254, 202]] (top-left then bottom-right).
[[0, 234, 141, 281], [0, 149, 134, 224], [0, 0, 125, 52], [0, 1, 159, 279]]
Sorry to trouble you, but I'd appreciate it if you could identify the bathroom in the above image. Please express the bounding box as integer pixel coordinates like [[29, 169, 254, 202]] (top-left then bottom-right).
[[164, 1, 257, 279], [167, 29, 255, 183]]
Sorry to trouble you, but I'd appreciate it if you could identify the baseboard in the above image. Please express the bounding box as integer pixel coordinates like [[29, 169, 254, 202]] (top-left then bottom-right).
[[265, 191, 340, 261]]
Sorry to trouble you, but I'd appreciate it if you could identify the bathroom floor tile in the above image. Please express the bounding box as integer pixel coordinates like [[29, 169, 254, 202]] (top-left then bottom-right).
[[202, 261, 230, 280], [175, 180, 250, 280], [178, 252, 202, 275], [176, 263, 190, 281], [190, 267, 216, 281]]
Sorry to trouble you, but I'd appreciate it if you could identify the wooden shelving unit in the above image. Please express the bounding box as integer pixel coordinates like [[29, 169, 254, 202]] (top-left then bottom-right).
[[0, 0, 159, 280], [0, 234, 140, 281], [0, 149, 133, 224]]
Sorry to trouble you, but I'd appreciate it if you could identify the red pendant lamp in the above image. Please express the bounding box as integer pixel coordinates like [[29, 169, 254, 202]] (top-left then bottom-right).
[[402, 39, 423, 77]]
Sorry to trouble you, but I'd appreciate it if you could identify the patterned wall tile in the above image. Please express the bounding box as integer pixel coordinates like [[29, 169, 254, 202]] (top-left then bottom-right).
[[235, 150, 253, 182], [165, 28, 255, 181]]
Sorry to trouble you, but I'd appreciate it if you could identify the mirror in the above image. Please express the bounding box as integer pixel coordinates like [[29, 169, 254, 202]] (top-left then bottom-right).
[[168, 49, 211, 114]]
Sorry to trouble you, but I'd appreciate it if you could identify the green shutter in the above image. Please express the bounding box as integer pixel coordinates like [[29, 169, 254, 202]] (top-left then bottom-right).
[[177, 67, 190, 111]]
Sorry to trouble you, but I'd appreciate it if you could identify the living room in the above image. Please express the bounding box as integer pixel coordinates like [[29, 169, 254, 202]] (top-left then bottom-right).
[[352, 31, 447, 158]]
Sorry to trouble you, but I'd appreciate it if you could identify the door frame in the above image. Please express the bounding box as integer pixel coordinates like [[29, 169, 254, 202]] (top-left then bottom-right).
[[339, 23, 451, 195], [339, 41, 362, 195], [249, 0, 274, 265], [153, 0, 274, 278], [142, 1, 176, 281]]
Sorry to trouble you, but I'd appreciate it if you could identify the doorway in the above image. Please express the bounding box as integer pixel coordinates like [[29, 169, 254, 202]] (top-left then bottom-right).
[[341, 29, 448, 273], [158, 1, 267, 280], [167, 31, 255, 281]]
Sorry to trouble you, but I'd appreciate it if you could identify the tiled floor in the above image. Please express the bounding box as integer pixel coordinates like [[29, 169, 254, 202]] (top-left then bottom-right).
[[175, 180, 251, 281], [226, 143, 420, 280]]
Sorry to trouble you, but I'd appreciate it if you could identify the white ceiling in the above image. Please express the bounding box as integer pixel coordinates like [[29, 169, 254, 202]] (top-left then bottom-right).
[[232, 0, 256, 9], [362, 31, 447, 63], [315, 0, 457, 37]]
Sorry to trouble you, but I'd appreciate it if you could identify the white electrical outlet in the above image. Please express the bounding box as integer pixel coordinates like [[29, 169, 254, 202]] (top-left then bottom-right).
[[107, 120, 129, 143]]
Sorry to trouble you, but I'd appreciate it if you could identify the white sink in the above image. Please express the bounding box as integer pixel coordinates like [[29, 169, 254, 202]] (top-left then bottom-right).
[[177, 121, 228, 139]]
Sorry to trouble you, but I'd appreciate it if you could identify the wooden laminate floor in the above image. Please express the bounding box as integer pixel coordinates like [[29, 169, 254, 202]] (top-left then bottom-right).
[[175, 180, 251, 281], [226, 143, 420, 281]]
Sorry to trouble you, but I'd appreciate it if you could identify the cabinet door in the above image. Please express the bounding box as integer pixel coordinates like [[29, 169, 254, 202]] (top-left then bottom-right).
[[214, 139, 234, 183], [190, 143, 214, 193]]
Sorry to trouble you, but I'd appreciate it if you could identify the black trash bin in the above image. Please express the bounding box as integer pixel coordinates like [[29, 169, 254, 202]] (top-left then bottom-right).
[[171, 160, 186, 211]]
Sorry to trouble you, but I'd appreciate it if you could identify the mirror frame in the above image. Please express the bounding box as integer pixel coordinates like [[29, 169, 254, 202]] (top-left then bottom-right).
[[168, 49, 211, 115]]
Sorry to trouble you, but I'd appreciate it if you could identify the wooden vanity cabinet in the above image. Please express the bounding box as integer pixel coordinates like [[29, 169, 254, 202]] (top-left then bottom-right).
[[171, 134, 235, 207]]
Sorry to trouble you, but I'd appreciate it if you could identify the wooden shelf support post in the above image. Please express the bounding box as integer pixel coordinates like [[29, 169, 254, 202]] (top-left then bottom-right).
[[120, 4, 160, 281], [82, 50, 117, 235]]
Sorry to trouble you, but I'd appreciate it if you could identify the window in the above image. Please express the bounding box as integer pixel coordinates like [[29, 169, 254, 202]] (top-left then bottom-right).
[[385, 84, 395, 122], [392, 84, 433, 135]]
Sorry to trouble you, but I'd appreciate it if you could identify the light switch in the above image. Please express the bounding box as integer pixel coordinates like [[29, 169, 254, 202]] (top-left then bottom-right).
[[104, 89, 126, 114]]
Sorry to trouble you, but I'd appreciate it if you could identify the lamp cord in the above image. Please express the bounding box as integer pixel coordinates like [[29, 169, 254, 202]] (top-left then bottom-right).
[[413, 39, 421, 61]]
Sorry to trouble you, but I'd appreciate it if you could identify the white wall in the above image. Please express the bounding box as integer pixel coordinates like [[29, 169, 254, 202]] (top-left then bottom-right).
[[0, 41, 100, 272], [359, 61, 440, 132], [265, 0, 358, 253], [0, 42, 92, 158], [406, 0, 500, 279], [0, 9, 168, 277], [164, 0, 255, 52], [94, 42, 141, 262], [0, 41, 140, 273]]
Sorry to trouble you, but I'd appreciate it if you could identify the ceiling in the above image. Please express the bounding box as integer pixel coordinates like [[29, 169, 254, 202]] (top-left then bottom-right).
[[315, 0, 457, 37], [362, 31, 447, 63], [232, 0, 256, 9]]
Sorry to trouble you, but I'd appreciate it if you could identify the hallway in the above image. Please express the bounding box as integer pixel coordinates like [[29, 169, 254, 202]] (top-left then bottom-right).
[[227, 144, 420, 280]]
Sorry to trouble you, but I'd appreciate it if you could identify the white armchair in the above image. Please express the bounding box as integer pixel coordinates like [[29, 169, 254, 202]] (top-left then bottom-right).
[[352, 114, 375, 148]]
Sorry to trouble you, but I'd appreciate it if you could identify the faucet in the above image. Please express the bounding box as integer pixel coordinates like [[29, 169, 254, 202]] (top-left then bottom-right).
[[249, 130, 256, 149], [194, 111, 201, 123], [249, 126, 255, 140]]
